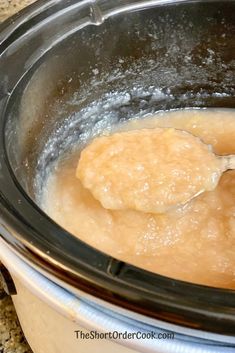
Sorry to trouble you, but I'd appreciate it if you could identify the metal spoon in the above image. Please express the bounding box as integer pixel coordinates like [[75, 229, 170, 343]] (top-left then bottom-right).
[[219, 155, 235, 172]]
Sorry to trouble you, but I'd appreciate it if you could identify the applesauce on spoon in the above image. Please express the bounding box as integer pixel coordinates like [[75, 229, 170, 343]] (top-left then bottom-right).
[[43, 109, 235, 289], [77, 127, 225, 213]]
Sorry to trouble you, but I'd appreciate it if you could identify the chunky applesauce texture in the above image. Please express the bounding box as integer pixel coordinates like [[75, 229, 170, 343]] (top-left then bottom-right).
[[77, 127, 223, 213], [43, 109, 235, 289]]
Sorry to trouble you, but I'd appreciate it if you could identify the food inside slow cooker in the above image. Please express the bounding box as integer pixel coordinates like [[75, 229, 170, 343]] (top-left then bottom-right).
[[42, 108, 235, 289], [77, 126, 223, 214]]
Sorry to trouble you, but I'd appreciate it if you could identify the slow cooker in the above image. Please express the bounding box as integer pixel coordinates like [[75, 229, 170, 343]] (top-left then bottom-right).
[[0, 0, 235, 352]]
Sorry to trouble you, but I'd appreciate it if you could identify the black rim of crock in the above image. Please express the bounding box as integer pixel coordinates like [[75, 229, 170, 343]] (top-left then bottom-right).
[[0, 0, 235, 337]]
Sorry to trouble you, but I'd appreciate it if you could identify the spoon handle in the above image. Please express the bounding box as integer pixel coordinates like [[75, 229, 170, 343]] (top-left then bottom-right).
[[220, 155, 235, 171]]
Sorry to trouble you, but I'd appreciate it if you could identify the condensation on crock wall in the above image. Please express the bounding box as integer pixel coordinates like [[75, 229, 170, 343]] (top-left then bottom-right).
[[3, 0, 234, 203], [31, 5, 234, 202]]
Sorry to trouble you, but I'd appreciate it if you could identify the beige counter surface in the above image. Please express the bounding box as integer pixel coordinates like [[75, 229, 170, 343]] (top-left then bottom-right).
[[0, 0, 36, 22], [0, 281, 33, 353]]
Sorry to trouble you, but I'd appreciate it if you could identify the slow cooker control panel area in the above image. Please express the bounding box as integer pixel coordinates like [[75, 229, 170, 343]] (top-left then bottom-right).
[[0, 1, 235, 353]]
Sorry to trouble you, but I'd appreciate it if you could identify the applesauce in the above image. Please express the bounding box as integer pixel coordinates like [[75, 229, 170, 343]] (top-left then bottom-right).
[[77, 127, 223, 214], [43, 109, 235, 289]]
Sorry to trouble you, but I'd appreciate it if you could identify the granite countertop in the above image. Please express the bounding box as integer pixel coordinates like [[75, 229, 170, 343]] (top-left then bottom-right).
[[0, 0, 36, 22], [0, 282, 33, 353], [0, 3, 36, 352]]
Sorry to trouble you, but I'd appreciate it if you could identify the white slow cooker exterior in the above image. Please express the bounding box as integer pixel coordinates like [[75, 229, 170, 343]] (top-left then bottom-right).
[[0, 238, 234, 353]]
